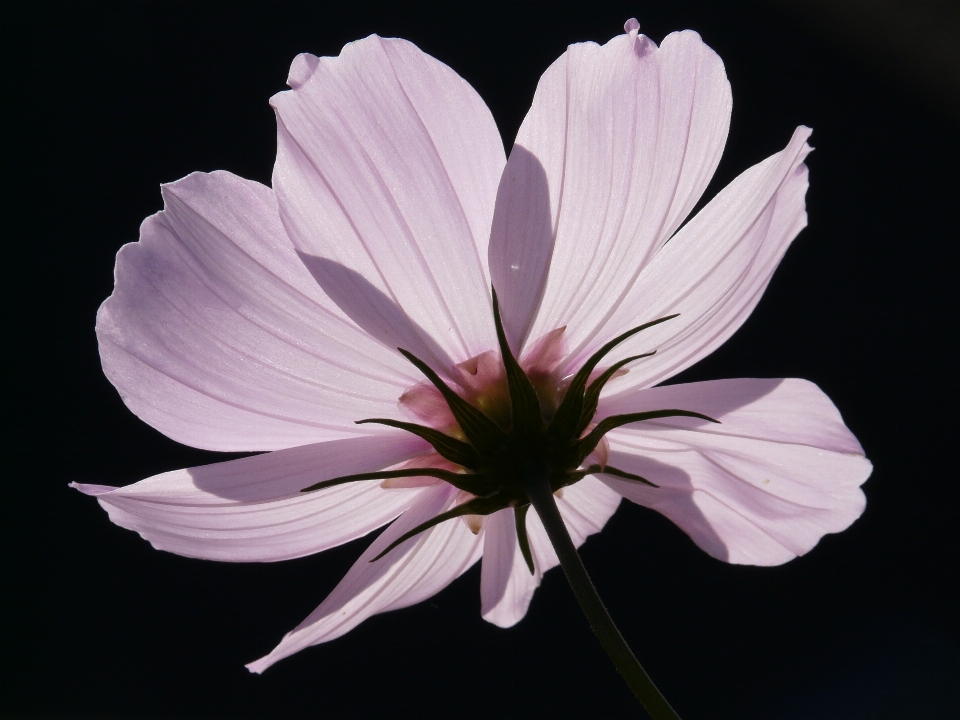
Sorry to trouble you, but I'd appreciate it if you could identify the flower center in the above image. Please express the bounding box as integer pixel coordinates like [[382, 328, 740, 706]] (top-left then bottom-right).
[[301, 289, 717, 570], [393, 326, 612, 498]]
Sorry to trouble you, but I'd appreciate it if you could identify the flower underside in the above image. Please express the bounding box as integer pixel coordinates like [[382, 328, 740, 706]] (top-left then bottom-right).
[[302, 288, 717, 572]]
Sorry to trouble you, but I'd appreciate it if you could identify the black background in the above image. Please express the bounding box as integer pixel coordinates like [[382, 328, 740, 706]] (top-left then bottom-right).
[[4, 2, 958, 718]]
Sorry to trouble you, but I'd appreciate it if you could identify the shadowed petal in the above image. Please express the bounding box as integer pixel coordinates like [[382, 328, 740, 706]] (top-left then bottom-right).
[[597, 378, 871, 565], [72, 433, 431, 562], [491, 29, 731, 351], [98, 171, 415, 452], [579, 126, 813, 390], [480, 476, 621, 627], [247, 483, 483, 672], [552, 475, 624, 552], [598, 378, 865, 454], [480, 508, 542, 627], [271, 36, 506, 374]]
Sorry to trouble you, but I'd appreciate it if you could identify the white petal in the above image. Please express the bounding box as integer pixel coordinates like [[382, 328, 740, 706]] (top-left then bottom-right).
[[597, 378, 871, 565], [72, 433, 431, 562], [247, 483, 482, 672], [480, 476, 621, 628], [582, 127, 813, 390], [490, 30, 731, 351], [98, 171, 415, 451], [271, 36, 506, 373]]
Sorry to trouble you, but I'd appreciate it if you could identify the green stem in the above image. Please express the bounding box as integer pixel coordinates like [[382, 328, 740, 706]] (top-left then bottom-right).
[[523, 471, 681, 720]]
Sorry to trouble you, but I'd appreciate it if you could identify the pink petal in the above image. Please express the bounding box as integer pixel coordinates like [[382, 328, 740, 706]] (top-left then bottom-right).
[[398, 382, 456, 428], [553, 475, 623, 551], [521, 326, 567, 378], [599, 377, 865, 455], [379, 454, 453, 489], [271, 36, 506, 373], [596, 378, 871, 565], [246, 483, 482, 672], [98, 171, 416, 452], [580, 127, 813, 390], [490, 29, 731, 352], [71, 433, 430, 562], [479, 508, 541, 628], [453, 350, 505, 397], [479, 477, 621, 628]]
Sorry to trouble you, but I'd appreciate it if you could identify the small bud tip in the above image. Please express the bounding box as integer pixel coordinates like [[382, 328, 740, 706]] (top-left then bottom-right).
[[624, 18, 640, 34]]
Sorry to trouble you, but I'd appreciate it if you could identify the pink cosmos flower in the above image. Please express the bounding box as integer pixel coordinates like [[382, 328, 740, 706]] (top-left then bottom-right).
[[74, 19, 871, 675]]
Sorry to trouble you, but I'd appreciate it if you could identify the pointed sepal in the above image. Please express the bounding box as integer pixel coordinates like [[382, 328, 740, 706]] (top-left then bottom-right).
[[301, 466, 491, 496], [577, 351, 656, 436], [371, 494, 508, 561], [592, 464, 658, 488], [355, 418, 481, 469], [514, 504, 535, 575], [547, 315, 678, 442], [492, 287, 542, 436], [398, 348, 508, 456], [576, 409, 719, 464]]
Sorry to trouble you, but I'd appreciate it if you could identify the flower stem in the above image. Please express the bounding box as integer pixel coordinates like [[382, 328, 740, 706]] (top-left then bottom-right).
[[523, 470, 681, 720]]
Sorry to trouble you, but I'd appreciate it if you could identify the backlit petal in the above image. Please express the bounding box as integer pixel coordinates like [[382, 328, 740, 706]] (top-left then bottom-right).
[[598, 378, 871, 565], [480, 508, 541, 628], [490, 30, 730, 351], [98, 171, 414, 451], [247, 483, 482, 672], [272, 36, 506, 374], [581, 127, 812, 389], [480, 476, 621, 627], [554, 475, 624, 551], [72, 433, 430, 562]]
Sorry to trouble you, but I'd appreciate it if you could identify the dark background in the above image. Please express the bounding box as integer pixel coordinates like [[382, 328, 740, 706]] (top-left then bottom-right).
[[4, 1, 958, 718]]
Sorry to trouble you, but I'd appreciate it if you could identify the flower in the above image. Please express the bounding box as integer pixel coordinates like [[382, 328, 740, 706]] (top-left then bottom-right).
[[74, 19, 871, 675]]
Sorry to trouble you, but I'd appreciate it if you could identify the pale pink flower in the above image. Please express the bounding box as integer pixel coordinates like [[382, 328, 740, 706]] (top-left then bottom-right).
[[74, 20, 871, 674]]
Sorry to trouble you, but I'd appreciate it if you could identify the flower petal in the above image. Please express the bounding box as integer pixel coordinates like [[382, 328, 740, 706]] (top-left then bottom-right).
[[490, 29, 731, 351], [71, 433, 430, 562], [271, 36, 506, 373], [597, 378, 871, 565], [98, 171, 415, 451], [582, 126, 813, 390], [246, 483, 482, 672], [479, 476, 621, 628], [553, 475, 624, 550], [479, 508, 541, 628]]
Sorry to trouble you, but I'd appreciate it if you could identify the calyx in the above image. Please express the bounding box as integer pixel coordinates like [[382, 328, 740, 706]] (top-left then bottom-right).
[[302, 289, 716, 572]]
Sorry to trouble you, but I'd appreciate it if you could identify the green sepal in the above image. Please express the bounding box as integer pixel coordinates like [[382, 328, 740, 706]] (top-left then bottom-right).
[[397, 348, 507, 456], [355, 418, 480, 469], [547, 314, 678, 443], [592, 464, 658, 488], [371, 494, 508, 562], [491, 287, 543, 436], [554, 464, 657, 490], [556, 469, 591, 489], [577, 351, 656, 436], [301, 467, 490, 495], [514, 504, 535, 575], [576, 409, 719, 464]]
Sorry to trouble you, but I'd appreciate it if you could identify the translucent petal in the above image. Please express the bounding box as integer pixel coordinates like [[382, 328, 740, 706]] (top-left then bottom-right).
[[490, 30, 731, 351], [271, 36, 506, 374], [598, 378, 871, 565], [247, 483, 482, 672], [72, 433, 431, 562], [479, 477, 621, 627], [578, 127, 812, 389], [98, 171, 412, 451]]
